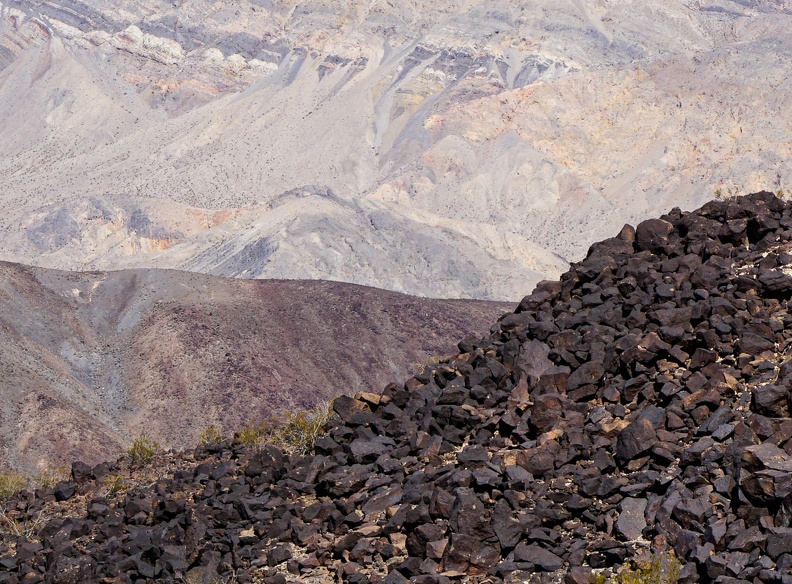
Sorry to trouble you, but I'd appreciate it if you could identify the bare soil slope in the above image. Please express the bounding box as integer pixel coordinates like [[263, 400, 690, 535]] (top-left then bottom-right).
[[0, 261, 510, 474], [2, 1, 792, 299]]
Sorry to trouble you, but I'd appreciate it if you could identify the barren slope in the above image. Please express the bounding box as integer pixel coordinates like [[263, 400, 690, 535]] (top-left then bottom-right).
[[2, 1, 792, 299], [0, 261, 509, 474]]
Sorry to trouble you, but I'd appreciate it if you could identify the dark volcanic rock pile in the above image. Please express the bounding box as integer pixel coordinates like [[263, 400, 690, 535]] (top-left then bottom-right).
[[6, 191, 792, 583]]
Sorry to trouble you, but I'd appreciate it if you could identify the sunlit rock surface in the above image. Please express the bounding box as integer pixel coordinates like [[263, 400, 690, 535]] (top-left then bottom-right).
[[1, 0, 791, 299]]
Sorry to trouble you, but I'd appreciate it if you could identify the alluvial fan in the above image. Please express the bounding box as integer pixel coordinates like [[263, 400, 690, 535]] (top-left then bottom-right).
[[6, 191, 792, 583]]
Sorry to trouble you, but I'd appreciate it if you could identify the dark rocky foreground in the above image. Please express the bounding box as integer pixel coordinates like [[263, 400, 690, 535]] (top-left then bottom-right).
[[7, 192, 792, 582]]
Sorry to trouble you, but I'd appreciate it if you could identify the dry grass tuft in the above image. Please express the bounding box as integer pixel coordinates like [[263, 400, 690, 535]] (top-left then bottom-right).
[[0, 472, 27, 501], [612, 551, 683, 584], [198, 425, 224, 446], [35, 465, 69, 489], [234, 402, 332, 455]]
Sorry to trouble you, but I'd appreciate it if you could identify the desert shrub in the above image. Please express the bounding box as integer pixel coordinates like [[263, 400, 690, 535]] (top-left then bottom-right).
[[126, 437, 160, 467], [235, 419, 276, 449], [234, 402, 332, 455], [198, 425, 225, 446], [35, 465, 69, 489], [278, 402, 331, 455], [103, 475, 126, 498], [0, 472, 27, 501], [612, 551, 682, 584], [715, 187, 738, 202]]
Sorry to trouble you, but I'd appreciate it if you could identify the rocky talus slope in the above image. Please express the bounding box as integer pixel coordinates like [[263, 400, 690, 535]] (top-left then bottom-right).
[[7, 192, 792, 582]]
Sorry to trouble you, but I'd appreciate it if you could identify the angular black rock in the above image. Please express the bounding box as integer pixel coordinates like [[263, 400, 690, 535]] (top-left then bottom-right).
[[7, 192, 792, 583]]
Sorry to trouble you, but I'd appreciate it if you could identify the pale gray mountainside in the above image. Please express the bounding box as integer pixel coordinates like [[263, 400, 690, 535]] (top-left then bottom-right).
[[0, 260, 510, 474], [1, 0, 791, 299]]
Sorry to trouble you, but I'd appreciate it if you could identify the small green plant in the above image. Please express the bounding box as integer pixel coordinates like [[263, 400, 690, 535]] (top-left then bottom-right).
[[103, 475, 126, 497], [126, 437, 160, 467], [235, 419, 276, 449], [0, 472, 27, 501], [199, 425, 225, 446], [35, 465, 69, 489], [777, 189, 786, 200], [613, 551, 683, 584], [715, 186, 740, 202]]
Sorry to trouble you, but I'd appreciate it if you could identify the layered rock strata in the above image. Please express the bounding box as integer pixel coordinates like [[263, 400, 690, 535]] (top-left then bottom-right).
[[3, 1, 792, 298]]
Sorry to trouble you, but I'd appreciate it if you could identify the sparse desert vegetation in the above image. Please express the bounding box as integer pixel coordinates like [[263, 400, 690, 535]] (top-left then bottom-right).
[[198, 425, 224, 446], [0, 262, 505, 476], [6, 0, 792, 580], [125, 437, 160, 468], [0, 194, 792, 581], [234, 401, 332, 455], [607, 551, 683, 584], [0, 472, 26, 501]]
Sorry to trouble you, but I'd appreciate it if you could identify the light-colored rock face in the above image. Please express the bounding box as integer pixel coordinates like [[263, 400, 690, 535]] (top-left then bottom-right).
[[1, 0, 791, 299]]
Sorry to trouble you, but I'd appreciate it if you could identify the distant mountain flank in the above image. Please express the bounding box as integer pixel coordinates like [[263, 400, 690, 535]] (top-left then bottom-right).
[[0, 261, 510, 475], [2, 1, 792, 298]]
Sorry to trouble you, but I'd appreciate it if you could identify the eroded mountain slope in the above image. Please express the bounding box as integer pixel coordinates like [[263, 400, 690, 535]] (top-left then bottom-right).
[[2, 1, 792, 298], [7, 192, 792, 583], [0, 261, 509, 474]]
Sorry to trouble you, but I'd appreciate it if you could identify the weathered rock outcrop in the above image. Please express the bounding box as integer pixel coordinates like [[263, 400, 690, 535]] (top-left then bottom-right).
[[6, 192, 792, 582]]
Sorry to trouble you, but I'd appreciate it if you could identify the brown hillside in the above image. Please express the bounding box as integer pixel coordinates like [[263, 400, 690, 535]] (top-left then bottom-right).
[[0, 262, 511, 474]]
